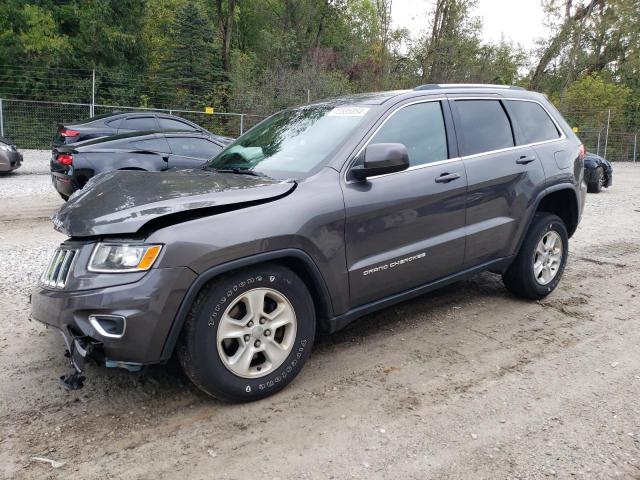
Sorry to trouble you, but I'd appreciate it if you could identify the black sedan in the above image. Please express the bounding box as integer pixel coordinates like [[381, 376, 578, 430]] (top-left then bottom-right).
[[0, 137, 22, 174], [52, 111, 210, 147], [51, 130, 233, 200], [584, 152, 613, 193]]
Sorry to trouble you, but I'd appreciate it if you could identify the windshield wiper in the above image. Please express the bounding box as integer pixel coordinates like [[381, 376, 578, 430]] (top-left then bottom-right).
[[213, 167, 271, 178]]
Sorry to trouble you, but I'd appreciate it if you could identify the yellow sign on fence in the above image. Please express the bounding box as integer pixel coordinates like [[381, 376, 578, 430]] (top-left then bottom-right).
[[204, 107, 214, 114]]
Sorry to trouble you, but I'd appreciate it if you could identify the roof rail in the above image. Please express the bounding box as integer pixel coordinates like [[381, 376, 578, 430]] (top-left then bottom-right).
[[414, 83, 525, 91]]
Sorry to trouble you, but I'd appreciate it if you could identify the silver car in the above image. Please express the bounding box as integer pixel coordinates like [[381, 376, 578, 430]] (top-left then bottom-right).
[[0, 137, 22, 173]]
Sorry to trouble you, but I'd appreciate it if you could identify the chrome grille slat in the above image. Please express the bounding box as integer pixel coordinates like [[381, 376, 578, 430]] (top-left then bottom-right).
[[41, 248, 76, 289], [55, 250, 75, 288]]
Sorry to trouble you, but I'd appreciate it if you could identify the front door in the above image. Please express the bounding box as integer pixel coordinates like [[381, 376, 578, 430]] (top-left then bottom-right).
[[342, 100, 468, 307]]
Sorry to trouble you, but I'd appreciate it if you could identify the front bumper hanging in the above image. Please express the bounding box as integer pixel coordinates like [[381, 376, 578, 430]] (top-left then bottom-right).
[[58, 329, 103, 390]]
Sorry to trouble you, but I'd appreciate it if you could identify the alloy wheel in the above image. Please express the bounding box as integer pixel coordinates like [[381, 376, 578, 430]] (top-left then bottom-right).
[[533, 230, 563, 285], [216, 288, 297, 378]]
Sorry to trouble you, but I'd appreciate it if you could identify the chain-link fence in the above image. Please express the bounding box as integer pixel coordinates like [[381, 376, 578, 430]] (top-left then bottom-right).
[[559, 107, 638, 162], [0, 97, 638, 162], [0, 98, 266, 149]]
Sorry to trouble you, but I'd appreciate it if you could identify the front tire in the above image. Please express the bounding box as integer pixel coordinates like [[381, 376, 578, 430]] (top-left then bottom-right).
[[502, 213, 568, 300], [178, 264, 315, 402]]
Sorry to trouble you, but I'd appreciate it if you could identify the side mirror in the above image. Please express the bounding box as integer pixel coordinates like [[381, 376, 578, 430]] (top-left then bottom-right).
[[350, 143, 409, 181]]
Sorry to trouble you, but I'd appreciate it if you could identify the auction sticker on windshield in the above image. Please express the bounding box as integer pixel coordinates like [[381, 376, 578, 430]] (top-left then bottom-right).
[[327, 106, 370, 117]]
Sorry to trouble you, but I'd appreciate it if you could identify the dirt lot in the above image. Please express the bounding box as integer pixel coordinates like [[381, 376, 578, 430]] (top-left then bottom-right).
[[1, 157, 639, 479]]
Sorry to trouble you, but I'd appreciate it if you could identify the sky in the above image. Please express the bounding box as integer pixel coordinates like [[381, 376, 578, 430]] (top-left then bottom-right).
[[392, 0, 549, 51]]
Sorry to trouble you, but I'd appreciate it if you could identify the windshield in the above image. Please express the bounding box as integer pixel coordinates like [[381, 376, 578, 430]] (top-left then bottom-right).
[[207, 104, 371, 179]]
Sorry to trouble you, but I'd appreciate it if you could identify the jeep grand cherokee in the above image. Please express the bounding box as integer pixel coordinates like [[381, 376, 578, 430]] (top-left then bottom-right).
[[31, 84, 587, 402]]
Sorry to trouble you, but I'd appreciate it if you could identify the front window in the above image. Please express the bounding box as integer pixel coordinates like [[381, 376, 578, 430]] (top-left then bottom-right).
[[207, 104, 371, 179]]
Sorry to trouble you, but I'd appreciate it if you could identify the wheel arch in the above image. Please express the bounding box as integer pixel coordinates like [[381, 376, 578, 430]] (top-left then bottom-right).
[[160, 249, 334, 361], [535, 186, 580, 238]]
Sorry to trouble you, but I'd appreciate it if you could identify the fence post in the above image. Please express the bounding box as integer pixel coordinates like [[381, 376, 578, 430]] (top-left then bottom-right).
[[633, 133, 637, 164], [240, 114, 244, 135], [596, 130, 601, 155], [603, 108, 611, 160], [0, 98, 3, 137], [90, 68, 96, 117]]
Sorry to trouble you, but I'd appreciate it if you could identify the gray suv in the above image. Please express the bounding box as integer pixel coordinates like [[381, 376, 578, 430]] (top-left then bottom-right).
[[31, 85, 587, 401]]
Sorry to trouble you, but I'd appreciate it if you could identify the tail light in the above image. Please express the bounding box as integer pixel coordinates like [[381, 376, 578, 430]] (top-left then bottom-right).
[[60, 127, 80, 138], [578, 144, 586, 161], [56, 153, 73, 166]]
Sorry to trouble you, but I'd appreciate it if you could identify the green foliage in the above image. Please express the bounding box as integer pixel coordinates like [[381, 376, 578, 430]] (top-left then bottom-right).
[[559, 74, 632, 130], [0, 0, 637, 138]]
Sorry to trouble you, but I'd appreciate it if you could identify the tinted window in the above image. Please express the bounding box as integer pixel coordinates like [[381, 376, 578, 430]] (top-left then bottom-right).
[[105, 118, 122, 128], [158, 117, 196, 131], [506, 100, 560, 144], [121, 116, 157, 130], [131, 137, 171, 153], [456, 100, 514, 156], [368, 101, 447, 167], [167, 137, 222, 158]]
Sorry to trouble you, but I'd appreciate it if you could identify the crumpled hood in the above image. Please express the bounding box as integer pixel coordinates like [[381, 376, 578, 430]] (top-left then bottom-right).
[[53, 169, 295, 237]]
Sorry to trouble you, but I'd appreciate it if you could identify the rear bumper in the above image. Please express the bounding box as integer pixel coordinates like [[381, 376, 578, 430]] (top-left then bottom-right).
[[31, 266, 197, 364], [0, 150, 22, 172], [51, 172, 79, 198]]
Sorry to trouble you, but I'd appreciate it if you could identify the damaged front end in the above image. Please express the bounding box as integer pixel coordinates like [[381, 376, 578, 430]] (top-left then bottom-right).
[[51, 324, 144, 390]]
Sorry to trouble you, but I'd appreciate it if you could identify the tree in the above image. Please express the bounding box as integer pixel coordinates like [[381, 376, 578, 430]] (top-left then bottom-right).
[[164, 1, 219, 108], [419, 0, 483, 83], [529, 0, 605, 90]]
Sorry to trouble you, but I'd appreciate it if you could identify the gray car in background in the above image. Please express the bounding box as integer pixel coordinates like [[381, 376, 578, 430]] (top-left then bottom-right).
[[0, 136, 22, 173], [31, 84, 587, 401]]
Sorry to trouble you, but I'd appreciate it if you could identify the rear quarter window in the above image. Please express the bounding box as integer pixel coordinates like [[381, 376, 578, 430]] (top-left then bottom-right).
[[455, 100, 514, 156], [158, 117, 196, 131], [167, 137, 222, 158], [131, 137, 171, 153], [505, 100, 561, 144], [120, 116, 158, 131], [105, 118, 123, 128]]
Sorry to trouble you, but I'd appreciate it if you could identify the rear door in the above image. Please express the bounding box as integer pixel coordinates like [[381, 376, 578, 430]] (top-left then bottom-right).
[[342, 99, 468, 307], [166, 136, 224, 168], [450, 98, 545, 267]]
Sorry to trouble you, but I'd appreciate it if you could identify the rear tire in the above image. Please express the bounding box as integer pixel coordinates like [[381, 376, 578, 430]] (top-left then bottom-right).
[[587, 167, 604, 193], [502, 213, 568, 300], [58, 192, 69, 201], [178, 264, 315, 402]]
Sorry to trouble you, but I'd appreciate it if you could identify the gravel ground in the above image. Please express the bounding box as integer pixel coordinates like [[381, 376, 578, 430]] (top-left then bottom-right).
[[0, 157, 639, 479]]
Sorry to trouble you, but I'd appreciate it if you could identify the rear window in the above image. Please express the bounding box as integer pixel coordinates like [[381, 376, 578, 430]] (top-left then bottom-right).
[[105, 118, 122, 128], [120, 116, 158, 131], [159, 117, 196, 131], [131, 137, 171, 153], [167, 137, 222, 158], [455, 100, 514, 156], [506, 100, 560, 144]]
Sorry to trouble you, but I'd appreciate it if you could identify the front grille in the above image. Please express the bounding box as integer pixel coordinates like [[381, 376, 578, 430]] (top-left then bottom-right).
[[40, 248, 77, 289]]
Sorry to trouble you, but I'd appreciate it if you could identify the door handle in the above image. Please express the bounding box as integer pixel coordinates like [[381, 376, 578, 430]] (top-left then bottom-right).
[[435, 172, 461, 183], [516, 155, 536, 165]]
